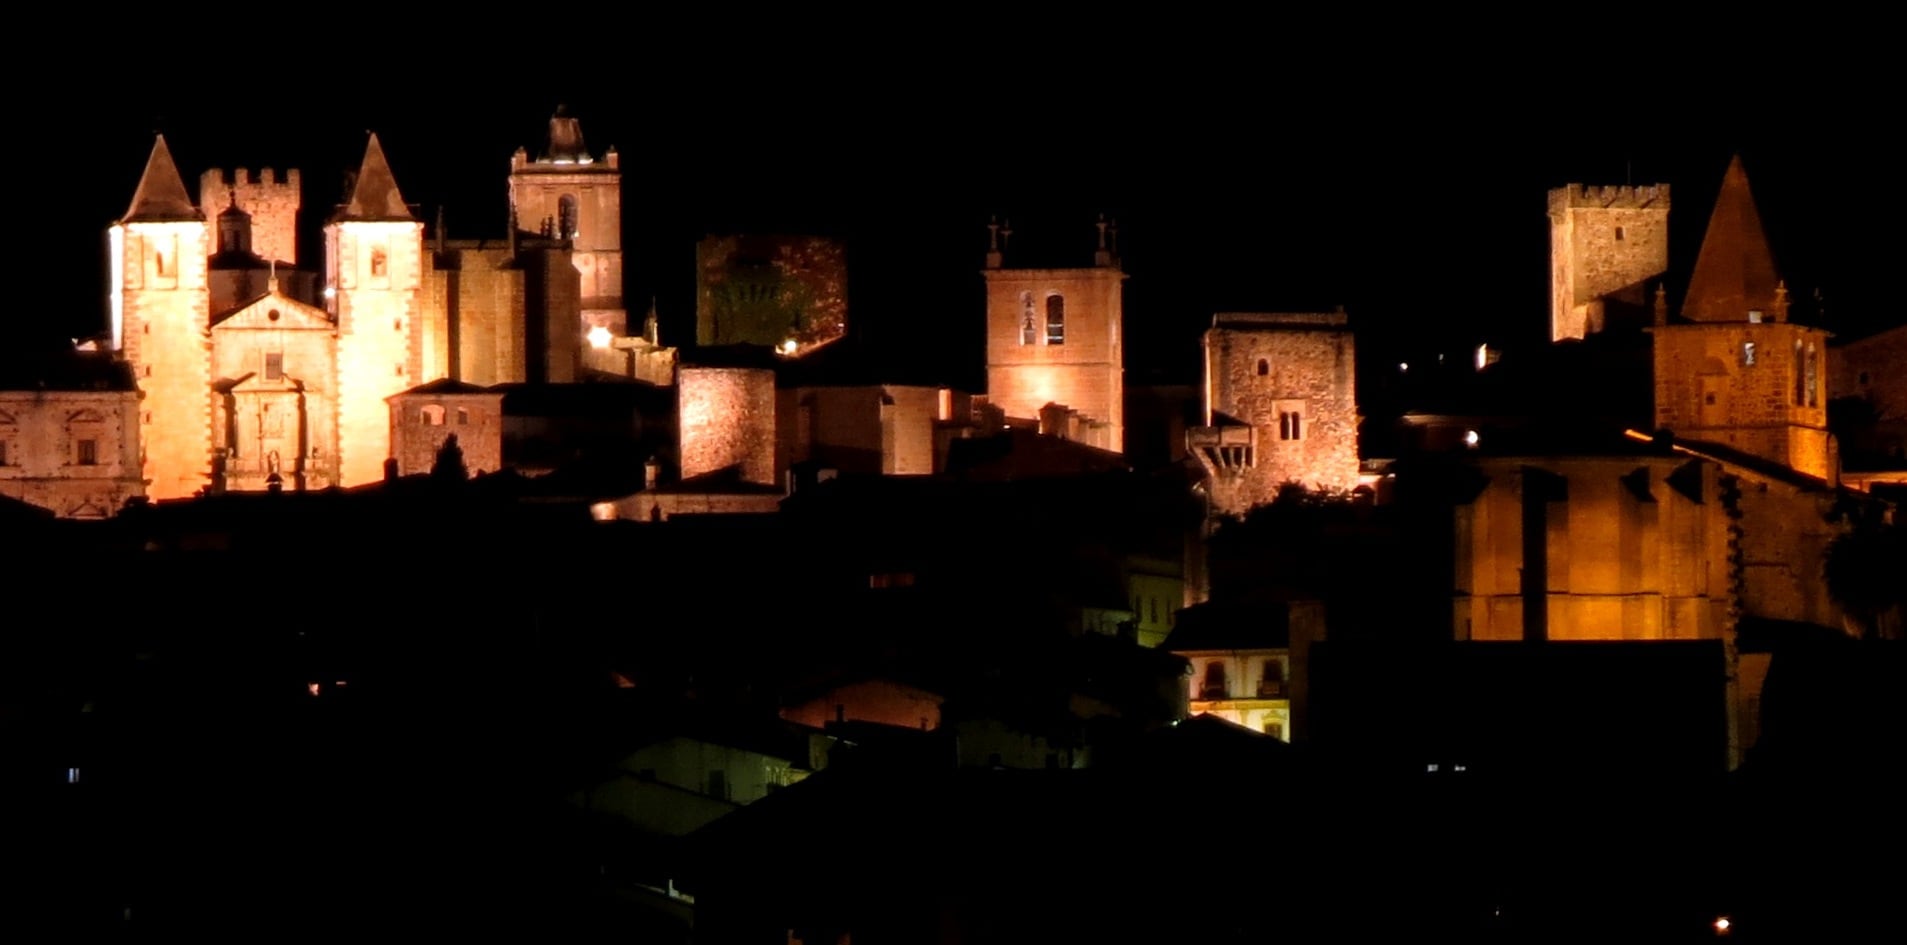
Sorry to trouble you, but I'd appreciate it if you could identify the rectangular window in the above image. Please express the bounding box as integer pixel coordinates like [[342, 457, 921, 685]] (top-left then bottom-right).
[[265, 352, 284, 381], [1741, 341, 1756, 366], [77, 439, 98, 466]]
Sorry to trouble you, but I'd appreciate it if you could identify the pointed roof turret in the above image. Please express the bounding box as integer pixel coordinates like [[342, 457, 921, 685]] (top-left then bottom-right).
[[121, 135, 202, 223], [1681, 155, 1781, 323], [333, 133, 415, 223]]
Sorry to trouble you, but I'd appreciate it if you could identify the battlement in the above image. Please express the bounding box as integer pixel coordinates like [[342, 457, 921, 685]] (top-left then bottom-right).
[[202, 168, 301, 188], [1549, 183, 1670, 211], [1212, 312, 1348, 329]]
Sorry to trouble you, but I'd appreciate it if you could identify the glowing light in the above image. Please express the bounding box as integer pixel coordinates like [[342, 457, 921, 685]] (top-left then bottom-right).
[[1398, 362, 1409, 373], [1475, 343, 1489, 371], [307, 682, 320, 697], [322, 286, 337, 299], [587, 325, 613, 349], [778, 338, 799, 356], [1713, 917, 1731, 935], [1464, 429, 1480, 448], [589, 502, 617, 522]]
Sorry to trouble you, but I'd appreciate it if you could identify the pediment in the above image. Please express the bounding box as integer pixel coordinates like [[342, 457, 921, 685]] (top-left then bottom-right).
[[212, 292, 333, 331]]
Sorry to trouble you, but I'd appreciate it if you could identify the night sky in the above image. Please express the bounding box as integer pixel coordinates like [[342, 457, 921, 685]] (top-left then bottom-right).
[[17, 28, 1891, 389]]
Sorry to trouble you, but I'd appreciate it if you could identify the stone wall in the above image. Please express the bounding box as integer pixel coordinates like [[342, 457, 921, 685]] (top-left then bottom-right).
[[1653, 322, 1831, 479], [1195, 313, 1358, 515], [113, 220, 214, 499], [330, 221, 424, 487], [0, 390, 144, 517], [1548, 184, 1670, 341], [422, 245, 527, 387], [983, 266, 1124, 452], [1452, 456, 1730, 642], [200, 168, 301, 265], [388, 393, 505, 477], [679, 367, 776, 485]]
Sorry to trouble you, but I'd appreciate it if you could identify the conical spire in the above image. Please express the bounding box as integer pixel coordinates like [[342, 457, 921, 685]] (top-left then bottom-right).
[[334, 133, 414, 222], [1681, 155, 1781, 322], [121, 135, 201, 223]]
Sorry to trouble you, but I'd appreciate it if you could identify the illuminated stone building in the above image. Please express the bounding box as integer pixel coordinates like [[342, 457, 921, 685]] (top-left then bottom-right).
[[97, 112, 612, 501], [0, 353, 145, 518], [1188, 312, 1360, 518], [387, 379, 506, 478], [982, 219, 1125, 452], [1651, 156, 1832, 481], [1549, 182, 1671, 342]]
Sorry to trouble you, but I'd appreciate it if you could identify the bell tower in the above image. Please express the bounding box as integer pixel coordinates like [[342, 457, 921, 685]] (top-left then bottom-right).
[[327, 133, 423, 487], [110, 135, 213, 499], [509, 106, 625, 337], [1651, 156, 1831, 479], [981, 217, 1126, 453]]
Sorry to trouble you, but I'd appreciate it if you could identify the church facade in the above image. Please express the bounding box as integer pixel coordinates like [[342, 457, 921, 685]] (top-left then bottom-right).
[[103, 113, 617, 500]]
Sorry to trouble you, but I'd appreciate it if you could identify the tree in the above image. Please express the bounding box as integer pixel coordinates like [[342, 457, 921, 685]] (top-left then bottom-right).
[[432, 434, 469, 487]]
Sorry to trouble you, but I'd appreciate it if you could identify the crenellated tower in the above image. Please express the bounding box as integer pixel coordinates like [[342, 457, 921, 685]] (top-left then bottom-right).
[[200, 167, 301, 267], [110, 135, 214, 499], [509, 106, 624, 337], [1651, 156, 1831, 480], [1549, 182, 1671, 341], [982, 217, 1126, 453], [326, 133, 423, 487]]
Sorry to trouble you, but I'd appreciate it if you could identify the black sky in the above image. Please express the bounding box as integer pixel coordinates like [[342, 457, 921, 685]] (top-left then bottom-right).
[[15, 25, 1894, 387]]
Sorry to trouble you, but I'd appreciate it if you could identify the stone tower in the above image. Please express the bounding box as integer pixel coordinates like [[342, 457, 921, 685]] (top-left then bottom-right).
[[1651, 155, 1831, 480], [110, 135, 213, 500], [1549, 182, 1671, 341], [982, 218, 1125, 453], [327, 133, 423, 487], [200, 167, 301, 268], [1188, 312, 1359, 517], [509, 107, 624, 336]]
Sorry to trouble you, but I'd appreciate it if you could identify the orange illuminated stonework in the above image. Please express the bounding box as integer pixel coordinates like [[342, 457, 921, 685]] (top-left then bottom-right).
[[982, 225, 1125, 453]]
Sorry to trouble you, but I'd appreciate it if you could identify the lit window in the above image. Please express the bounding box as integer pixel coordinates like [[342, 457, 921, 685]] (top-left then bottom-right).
[[1045, 294, 1065, 345], [1747, 310, 1763, 324], [1741, 341, 1756, 366], [67, 767, 81, 784], [265, 352, 284, 381]]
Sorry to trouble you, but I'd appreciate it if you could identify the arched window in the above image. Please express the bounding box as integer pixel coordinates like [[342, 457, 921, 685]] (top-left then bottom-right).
[[1257, 358, 1270, 376], [1805, 343, 1819, 407], [421, 404, 445, 426], [1019, 292, 1036, 346], [559, 195, 579, 240], [1045, 294, 1065, 345]]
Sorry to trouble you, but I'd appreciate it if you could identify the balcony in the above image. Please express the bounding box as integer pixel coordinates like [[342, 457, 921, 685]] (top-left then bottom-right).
[[1256, 679, 1287, 699]]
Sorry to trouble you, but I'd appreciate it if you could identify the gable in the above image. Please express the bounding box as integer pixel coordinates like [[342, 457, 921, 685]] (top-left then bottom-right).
[[212, 293, 333, 331]]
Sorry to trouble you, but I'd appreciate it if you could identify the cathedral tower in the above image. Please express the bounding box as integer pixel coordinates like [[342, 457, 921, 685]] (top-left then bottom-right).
[[327, 134, 423, 487], [110, 135, 213, 500], [1651, 156, 1831, 479], [982, 218, 1125, 452], [1549, 182, 1670, 341], [509, 107, 624, 336]]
